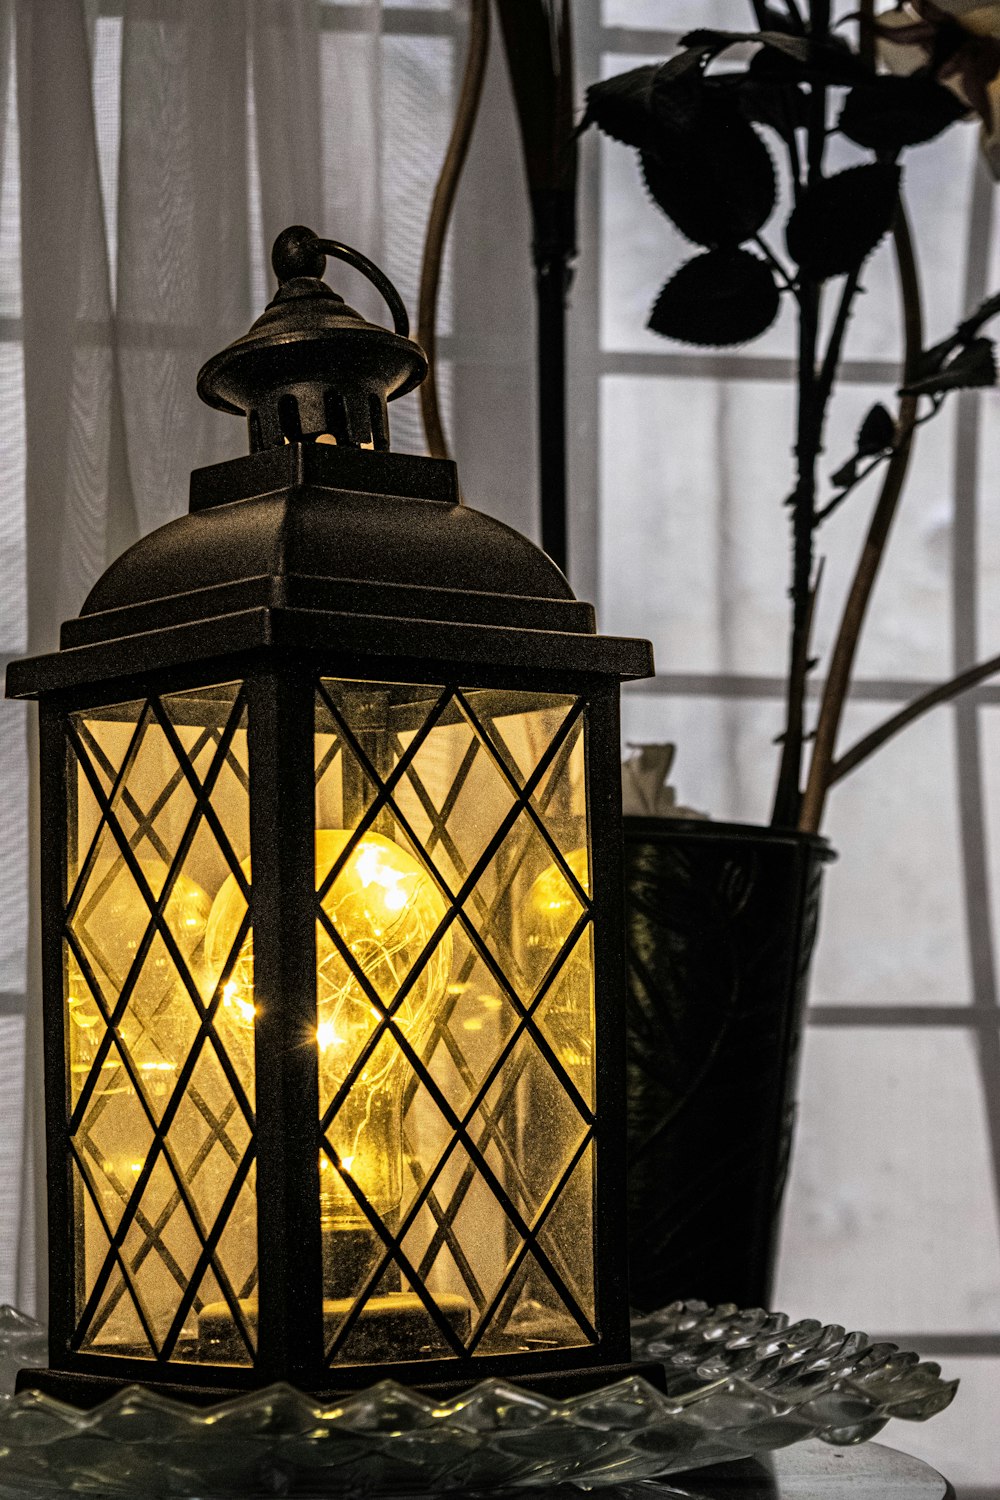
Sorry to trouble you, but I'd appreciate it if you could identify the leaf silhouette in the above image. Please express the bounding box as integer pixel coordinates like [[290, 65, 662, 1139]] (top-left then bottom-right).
[[785, 163, 900, 280], [730, 74, 809, 139], [902, 337, 997, 395], [857, 402, 895, 456], [829, 455, 859, 489], [649, 250, 780, 346], [839, 76, 967, 153], [580, 64, 659, 148], [640, 103, 775, 248]]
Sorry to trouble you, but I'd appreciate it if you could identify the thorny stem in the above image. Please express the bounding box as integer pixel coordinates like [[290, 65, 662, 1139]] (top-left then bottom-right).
[[770, 0, 830, 827], [787, 120, 804, 201], [859, 0, 876, 68], [816, 266, 863, 419], [806, 0, 829, 178], [814, 452, 886, 523], [753, 233, 798, 293], [771, 282, 822, 825], [808, 1, 878, 444], [799, 200, 923, 832]]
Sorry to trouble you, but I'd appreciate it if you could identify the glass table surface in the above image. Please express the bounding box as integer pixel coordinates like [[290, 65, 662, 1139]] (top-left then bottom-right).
[[381, 1441, 954, 1499], [0, 1307, 959, 1498]]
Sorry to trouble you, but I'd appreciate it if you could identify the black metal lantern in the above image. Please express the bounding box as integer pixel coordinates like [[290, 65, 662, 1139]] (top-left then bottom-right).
[[7, 228, 654, 1406]]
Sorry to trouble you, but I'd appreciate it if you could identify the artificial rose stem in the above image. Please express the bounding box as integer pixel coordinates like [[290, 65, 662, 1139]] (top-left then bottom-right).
[[418, 0, 490, 461], [799, 201, 923, 833], [828, 649, 1000, 786]]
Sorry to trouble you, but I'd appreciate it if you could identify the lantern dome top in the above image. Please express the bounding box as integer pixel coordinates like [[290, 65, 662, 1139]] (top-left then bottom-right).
[[72, 441, 589, 637]]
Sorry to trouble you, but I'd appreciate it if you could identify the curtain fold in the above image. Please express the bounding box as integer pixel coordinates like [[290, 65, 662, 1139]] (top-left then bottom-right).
[[250, 0, 324, 260], [15, 0, 140, 1317], [8, 0, 346, 1318], [116, 0, 252, 533], [17, 0, 136, 650]]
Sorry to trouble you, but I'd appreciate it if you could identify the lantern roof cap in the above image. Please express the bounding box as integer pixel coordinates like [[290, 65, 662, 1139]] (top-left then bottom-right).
[[196, 228, 428, 452]]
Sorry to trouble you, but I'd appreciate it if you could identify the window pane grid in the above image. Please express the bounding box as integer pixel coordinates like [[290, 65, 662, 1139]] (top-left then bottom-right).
[[584, 4, 1000, 1485]]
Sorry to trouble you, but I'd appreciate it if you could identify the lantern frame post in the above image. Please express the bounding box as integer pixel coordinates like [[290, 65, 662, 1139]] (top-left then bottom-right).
[[246, 663, 324, 1386], [39, 698, 75, 1369], [583, 682, 631, 1346]]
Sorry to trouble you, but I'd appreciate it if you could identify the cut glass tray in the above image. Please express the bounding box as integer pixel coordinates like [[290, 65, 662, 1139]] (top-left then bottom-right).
[[0, 1301, 957, 1496]]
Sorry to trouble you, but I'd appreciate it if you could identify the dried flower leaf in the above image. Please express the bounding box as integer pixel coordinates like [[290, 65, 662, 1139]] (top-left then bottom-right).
[[745, 33, 869, 84], [830, 455, 859, 489], [730, 75, 809, 138], [580, 65, 659, 148], [857, 402, 896, 456], [678, 29, 832, 66]]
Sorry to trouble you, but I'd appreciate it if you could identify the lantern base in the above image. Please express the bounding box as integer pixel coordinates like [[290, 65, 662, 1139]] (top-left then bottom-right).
[[16, 1357, 667, 1409]]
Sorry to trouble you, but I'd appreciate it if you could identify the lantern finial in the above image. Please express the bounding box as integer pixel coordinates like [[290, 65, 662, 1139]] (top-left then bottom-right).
[[270, 224, 327, 282], [197, 225, 428, 453]]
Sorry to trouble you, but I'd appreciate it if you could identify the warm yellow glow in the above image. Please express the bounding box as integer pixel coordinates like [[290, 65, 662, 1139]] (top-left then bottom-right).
[[525, 847, 594, 1083], [222, 977, 256, 1025], [205, 830, 450, 1068], [284, 434, 375, 449], [67, 858, 212, 1093], [316, 1019, 345, 1052], [72, 827, 453, 1341], [204, 829, 452, 1226], [526, 847, 589, 932], [67, 690, 600, 1365]]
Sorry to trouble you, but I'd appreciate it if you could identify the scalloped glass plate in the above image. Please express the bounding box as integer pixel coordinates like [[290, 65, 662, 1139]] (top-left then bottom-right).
[[0, 1302, 956, 1496]]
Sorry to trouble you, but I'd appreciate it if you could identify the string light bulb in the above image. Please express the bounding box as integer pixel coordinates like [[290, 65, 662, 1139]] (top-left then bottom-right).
[[525, 847, 593, 1083], [204, 829, 452, 1292]]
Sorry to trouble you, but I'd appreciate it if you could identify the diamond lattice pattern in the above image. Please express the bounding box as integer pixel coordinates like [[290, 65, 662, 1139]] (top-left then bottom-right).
[[65, 685, 257, 1366], [315, 680, 596, 1366]]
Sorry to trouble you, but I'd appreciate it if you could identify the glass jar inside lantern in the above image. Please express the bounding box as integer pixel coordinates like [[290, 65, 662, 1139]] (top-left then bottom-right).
[[205, 829, 453, 1306]]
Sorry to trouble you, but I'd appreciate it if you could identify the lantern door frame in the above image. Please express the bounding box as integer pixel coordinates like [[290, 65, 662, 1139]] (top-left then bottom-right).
[[28, 645, 638, 1405]]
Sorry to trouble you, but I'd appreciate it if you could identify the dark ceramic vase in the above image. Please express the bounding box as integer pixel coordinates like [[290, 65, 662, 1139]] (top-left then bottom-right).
[[622, 817, 834, 1313]]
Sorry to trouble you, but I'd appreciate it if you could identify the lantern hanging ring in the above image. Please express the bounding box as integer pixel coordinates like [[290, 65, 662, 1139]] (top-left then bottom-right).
[[270, 225, 410, 339]]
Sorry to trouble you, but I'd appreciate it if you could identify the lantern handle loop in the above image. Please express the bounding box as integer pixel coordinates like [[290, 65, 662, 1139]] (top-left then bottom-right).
[[271, 225, 411, 339]]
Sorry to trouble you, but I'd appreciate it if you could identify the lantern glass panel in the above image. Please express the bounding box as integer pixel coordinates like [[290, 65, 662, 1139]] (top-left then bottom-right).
[[64, 683, 257, 1366], [311, 678, 596, 1367]]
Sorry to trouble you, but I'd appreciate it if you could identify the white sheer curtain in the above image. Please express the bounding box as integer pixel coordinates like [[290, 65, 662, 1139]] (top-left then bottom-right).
[[0, 0, 536, 1315]]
